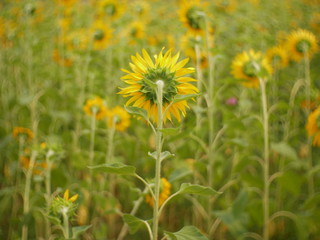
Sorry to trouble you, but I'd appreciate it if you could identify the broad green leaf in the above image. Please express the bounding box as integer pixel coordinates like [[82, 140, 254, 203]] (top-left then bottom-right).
[[148, 151, 175, 161], [173, 94, 200, 103], [159, 128, 180, 136], [164, 226, 208, 240], [179, 183, 221, 196], [125, 106, 148, 119], [271, 142, 298, 161], [168, 168, 192, 182], [72, 225, 91, 238], [122, 214, 145, 234], [88, 162, 136, 175]]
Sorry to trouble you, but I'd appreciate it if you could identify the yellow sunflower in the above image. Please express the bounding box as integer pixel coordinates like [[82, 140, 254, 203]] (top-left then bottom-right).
[[83, 97, 107, 120], [13, 127, 34, 142], [286, 29, 318, 62], [130, 0, 150, 18], [127, 21, 145, 45], [118, 48, 199, 123], [146, 178, 171, 208], [53, 49, 73, 67], [55, 0, 78, 7], [266, 46, 288, 69], [65, 29, 89, 51], [179, 0, 206, 35], [96, 0, 125, 20], [90, 20, 113, 50], [231, 49, 272, 88], [63, 189, 79, 203], [106, 106, 131, 132], [306, 107, 320, 146]]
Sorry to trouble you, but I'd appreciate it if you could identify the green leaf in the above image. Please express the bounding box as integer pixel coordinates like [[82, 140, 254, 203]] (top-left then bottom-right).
[[125, 106, 148, 119], [72, 225, 91, 238], [271, 142, 298, 161], [148, 151, 175, 161], [159, 127, 180, 136], [179, 183, 221, 196], [164, 226, 208, 240], [122, 214, 145, 234], [173, 94, 200, 103], [169, 168, 192, 182], [88, 162, 136, 175]]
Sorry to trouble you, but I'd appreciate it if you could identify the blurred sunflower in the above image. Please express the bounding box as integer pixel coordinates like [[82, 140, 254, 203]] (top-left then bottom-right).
[[286, 29, 318, 62], [231, 49, 272, 88], [51, 189, 78, 216], [130, 0, 150, 18], [179, 0, 206, 35], [127, 21, 146, 45], [20, 148, 48, 175], [55, 0, 78, 7], [106, 106, 130, 132], [146, 178, 171, 207], [90, 20, 113, 50], [97, 0, 125, 20], [216, 0, 238, 13], [310, 13, 320, 33], [83, 97, 107, 120], [13, 127, 34, 142], [306, 107, 320, 146], [65, 29, 89, 51], [118, 48, 199, 123], [266, 46, 288, 69], [53, 49, 73, 67]]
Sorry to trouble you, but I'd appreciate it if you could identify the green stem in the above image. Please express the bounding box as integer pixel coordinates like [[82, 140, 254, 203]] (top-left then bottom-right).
[[62, 211, 70, 239], [22, 151, 37, 240], [195, 36, 203, 132], [304, 50, 314, 195], [89, 114, 96, 187], [259, 78, 270, 240], [45, 154, 53, 239], [152, 80, 164, 240]]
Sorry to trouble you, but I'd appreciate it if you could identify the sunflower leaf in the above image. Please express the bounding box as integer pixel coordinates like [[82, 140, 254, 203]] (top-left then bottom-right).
[[159, 127, 180, 136], [173, 94, 200, 103], [88, 162, 136, 175], [178, 183, 222, 196], [122, 214, 146, 234], [148, 151, 175, 161], [164, 225, 208, 240], [125, 106, 148, 120], [72, 225, 92, 238]]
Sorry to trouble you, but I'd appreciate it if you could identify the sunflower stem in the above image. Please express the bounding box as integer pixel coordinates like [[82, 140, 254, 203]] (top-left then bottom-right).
[[152, 80, 164, 240], [62, 210, 70, 239], [195, 35, 203, 132], [89, 114, 96, 188], [22, 151, 37, 240], [45, 153, 53, 239], [303, 49, 314, 195], [259, 78, 270, 240]]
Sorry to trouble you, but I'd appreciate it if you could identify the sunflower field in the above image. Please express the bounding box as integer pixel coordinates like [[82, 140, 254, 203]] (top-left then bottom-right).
[[1, 0, 320, 239]]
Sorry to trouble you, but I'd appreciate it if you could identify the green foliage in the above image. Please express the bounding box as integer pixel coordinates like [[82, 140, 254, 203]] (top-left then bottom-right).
[[164, 226, 208, 240]]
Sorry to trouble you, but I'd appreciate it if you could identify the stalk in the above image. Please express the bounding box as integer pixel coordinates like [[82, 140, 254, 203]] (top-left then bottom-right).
[[62, 211, 70, 239], [89, 114, 96, 187], [259, 78, 270, 240], [152, 80, 164, 240], [45, 153, 53, 239], [22, 151, 37, 240], [303, 49, 314, 195], [195, 35, 203, 132], [204, 14, 216, 232]]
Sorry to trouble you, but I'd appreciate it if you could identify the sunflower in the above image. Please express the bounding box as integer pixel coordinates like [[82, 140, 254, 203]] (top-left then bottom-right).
[[90, 20, 113, 50], [51, 189, 78, 216], [97, 0, 125, 20], [130, 0, 150, 18], [127, 21, 145, 45], [13, 127, 34, 142], [179, 0, 206, 35], [83, 97, 107, 120], [146, 178, 171, 208], [286, 29, 318, 62], [310, 13, 320, 33], [266, 46, 288, 69], [53, 49, 73, 67], [231, 49, 272, 88], [65, 29, 89, 51], [216, 0, 238, 13], [118, 48, 199, 123], [55, 0, 78, 7], [106, 106, 131, 132], [306, 107, 320, 146]]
